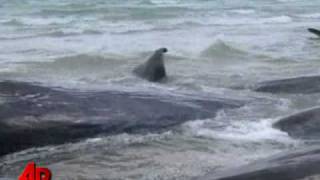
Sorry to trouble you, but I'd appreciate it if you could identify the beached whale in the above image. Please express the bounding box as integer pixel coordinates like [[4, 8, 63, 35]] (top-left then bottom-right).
[[198, 146, 320, 180], [308, 28, 320, 37], [273, 106, 320, 139], [0, 81, 242, 156], [133, 48, 168, 82], [253, 75, 320, 94]]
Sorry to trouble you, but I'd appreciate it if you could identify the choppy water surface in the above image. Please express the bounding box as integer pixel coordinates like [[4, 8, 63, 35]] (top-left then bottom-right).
[[0, 0, 320, 179]]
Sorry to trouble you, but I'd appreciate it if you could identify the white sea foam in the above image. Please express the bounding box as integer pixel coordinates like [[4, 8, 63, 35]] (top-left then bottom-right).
[[230, 9, 256, 15], [185, 118, 296, 144], [260, 15, 293, 24], [208, 15, 292, 26], [298, 13, 320, 18], [149, 0, 180, 5], [19, 17, 74, 26]]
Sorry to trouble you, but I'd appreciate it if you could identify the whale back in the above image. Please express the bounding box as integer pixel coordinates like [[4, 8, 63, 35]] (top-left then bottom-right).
[[134, 48, 167, 82], [0, 80, 242, 156], [308, 28, 320, 37], [254, 76, 320, 94], [273, 106, 320, 139], [273, 107, 320, 139]]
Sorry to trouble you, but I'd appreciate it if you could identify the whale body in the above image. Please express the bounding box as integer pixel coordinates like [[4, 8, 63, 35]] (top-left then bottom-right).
[[253, 75, 320, 94], [0, 81, 242, 156], [133, 48, 168, 82], [308, 28, 320, 37], [273, 107, 320, 139], [197, 107, 320, 179]]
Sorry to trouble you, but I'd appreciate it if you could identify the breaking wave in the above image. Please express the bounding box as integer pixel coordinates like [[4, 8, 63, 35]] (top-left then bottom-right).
[[200, 40, 249, 59]]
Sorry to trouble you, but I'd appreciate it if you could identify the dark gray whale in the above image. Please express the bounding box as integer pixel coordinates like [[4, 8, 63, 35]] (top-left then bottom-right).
[[198, 146, 320, 180], [0, 81, 242, 156], [308, 28, 320, 37], [254, 75, 320, 94], [273, 106, 320, 139], [133, 48, 168, 82]]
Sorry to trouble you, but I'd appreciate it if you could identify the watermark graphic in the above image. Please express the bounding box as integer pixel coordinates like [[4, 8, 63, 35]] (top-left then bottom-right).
[[19, 162, 52, 180]]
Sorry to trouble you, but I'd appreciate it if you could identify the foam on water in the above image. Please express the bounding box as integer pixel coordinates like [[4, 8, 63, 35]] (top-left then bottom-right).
[[230, 9, 256, 15], [298, 13, 320, 18], [186, 118, 295, 143], [18, 16, 74, 26]]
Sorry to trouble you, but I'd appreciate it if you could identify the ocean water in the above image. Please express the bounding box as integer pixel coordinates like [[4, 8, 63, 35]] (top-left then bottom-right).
[[0, 0, 320, 179]]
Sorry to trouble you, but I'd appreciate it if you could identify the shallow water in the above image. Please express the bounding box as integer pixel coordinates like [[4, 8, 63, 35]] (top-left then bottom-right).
[[0, 0, 320, 179]]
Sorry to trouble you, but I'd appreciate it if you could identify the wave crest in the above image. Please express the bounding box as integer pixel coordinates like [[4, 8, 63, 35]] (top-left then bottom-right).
[[200, 40, 248, 59]]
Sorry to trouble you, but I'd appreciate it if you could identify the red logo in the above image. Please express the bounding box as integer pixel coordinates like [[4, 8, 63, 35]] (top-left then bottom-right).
[[19, 162, 52, 180]]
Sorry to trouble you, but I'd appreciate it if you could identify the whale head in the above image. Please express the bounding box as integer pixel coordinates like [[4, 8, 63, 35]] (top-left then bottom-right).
[[157, 47, 168, 53]]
